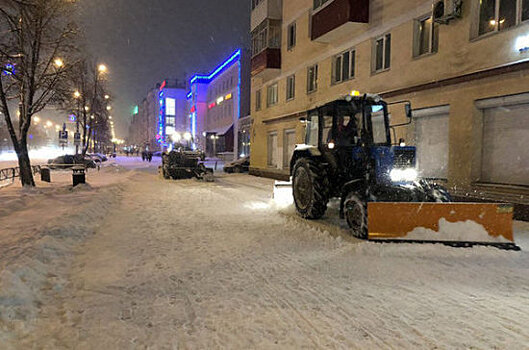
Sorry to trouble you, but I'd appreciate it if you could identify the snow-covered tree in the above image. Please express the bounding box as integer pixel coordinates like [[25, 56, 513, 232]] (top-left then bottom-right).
[[0, 0, 77, 186]]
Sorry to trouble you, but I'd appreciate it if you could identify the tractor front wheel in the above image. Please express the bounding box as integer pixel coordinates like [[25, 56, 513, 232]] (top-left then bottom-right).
[[344, 193, 368, 239], [292, 158, 329, 219]]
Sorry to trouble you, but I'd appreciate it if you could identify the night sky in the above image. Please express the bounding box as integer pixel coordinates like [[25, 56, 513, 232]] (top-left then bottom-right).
[[78, 0, 251, 138]]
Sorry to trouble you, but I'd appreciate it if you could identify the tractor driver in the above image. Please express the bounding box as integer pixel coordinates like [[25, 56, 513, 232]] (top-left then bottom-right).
[[335, 115, 359, 146]]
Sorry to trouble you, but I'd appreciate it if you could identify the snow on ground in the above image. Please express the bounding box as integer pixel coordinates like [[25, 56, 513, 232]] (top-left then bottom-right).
[[1, 159, 529, 349]]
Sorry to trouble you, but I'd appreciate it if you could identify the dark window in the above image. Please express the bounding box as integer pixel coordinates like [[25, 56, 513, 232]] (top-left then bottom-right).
[[255, 89, 262, 111], [287, 22, 296, 50], [313, 0, 331, 10], [332, 49, 355, 84], [307, 64, 318, 93], [286, 75, 295, 100], [524, 0, 529, 21], [414, 16, 439, 57]]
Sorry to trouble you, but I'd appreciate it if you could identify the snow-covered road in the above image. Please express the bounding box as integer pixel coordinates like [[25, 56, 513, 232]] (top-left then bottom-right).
[[2, 159, 529, 349]]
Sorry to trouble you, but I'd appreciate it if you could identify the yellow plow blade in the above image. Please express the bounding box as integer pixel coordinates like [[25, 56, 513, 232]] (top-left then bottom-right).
[[368, 203, 517, 248]]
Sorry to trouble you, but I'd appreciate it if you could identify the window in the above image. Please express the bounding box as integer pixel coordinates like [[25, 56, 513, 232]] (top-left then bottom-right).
[[414, 16, 439, 57], [166, 98, 176, 115], [286, 75, 295, 101], [332, 49, 355, 84], [478, 0, 529, 36], [287, 22, 296, 50], [267, 83, 278, 107], [251, 0, 264, 10], [373, 33, 391, 72], [166, 116, 175, 126], [255, 89, 262, 111], [313, 0, 331, 10], [307, 64, 318, 93], [251, 19, 282, 57]]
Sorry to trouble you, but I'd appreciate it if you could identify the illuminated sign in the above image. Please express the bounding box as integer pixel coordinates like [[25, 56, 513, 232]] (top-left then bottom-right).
[[208, 102, 216, 109], [516, 34, 529, 52], [225, 93, 232, 100], [133, 105, 139, 115], [217, 96, 224, 104], [160, 80, 167, 91]]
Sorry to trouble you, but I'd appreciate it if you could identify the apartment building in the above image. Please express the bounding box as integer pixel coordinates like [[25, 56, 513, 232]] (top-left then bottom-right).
[[249, 0, 529, 204]]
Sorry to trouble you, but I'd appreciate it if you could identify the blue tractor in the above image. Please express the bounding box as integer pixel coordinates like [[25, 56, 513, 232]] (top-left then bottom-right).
[[290, 93, 451, 239]]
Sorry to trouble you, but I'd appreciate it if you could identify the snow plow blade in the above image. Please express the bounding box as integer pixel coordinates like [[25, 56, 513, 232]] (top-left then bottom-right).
[[367, 203, 519, 250]]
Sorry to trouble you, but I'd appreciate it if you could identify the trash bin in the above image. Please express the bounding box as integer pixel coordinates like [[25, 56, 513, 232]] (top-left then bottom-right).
[[41, 167, 51, 183], [72, 166, 86, 187]]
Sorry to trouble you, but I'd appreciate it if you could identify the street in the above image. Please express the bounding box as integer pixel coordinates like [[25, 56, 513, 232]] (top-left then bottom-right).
[[0, 158, 528, 349]]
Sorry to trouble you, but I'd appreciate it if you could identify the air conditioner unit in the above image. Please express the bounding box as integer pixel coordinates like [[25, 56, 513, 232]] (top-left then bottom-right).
[[432, 0, 462, 25]]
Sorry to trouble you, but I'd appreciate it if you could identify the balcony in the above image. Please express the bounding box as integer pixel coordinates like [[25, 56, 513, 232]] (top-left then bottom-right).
[[251, 0, 282, 32], [251, 48, 281, 77], [311, 0, 369, 43]]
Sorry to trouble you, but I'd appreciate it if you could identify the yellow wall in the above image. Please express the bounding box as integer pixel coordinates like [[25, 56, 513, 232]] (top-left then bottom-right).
[[250, 0, 529, 187]]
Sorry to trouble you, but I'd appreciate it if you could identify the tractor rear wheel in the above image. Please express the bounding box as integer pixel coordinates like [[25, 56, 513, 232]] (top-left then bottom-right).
[[344, 193, 368, 239], [292, 158, 329, 219]]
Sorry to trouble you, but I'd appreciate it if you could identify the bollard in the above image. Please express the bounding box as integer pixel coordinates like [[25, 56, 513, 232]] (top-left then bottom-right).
[[72, 166, 86, 187]]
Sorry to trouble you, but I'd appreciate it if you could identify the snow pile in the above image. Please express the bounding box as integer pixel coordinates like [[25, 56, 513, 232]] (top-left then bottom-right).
[[0, 182, 125, 342], [404, 218, 510, 242]]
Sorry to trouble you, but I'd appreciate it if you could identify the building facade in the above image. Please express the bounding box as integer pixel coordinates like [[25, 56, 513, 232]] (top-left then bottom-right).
[[187, 50, 251, 160], [249, 0, 529, 202], [129, 79, 188, 150]]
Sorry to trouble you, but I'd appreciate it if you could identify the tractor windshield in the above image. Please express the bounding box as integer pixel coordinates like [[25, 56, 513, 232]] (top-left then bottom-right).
[[369, 104, 389, 144]]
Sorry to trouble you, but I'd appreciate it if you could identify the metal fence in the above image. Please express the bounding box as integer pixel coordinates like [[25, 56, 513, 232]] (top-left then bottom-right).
[[0, 165, 41, 182]]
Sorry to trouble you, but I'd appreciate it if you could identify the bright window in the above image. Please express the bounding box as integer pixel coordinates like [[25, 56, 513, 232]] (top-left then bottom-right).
[[166, 98, 176, 116]]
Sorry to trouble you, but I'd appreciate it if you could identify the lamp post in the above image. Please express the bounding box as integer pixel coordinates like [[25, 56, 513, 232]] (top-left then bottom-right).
[[73, 90, 81, 154], [90, 64, 107, 153]]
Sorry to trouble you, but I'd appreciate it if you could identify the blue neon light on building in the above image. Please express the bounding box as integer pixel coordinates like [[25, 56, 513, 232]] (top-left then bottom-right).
[[189, 49, 241, 85], [188, 49, 242, 149]]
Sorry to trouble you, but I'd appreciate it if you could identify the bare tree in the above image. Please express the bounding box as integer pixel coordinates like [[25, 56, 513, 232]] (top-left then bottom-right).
[[62, 58, 113, 156], [0, 0, 77, 186]]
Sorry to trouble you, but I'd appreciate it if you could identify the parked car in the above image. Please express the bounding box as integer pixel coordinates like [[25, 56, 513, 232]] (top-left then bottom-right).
[[92, 153, 108, 162], [224, 156, 250, 173], [47, 154, 97, 169]]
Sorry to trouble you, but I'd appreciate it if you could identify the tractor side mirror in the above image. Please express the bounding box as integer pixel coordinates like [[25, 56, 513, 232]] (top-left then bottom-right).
[[405, 103, 412, 119]]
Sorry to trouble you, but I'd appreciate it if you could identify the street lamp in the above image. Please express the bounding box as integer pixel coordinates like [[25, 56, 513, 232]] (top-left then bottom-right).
[[98, 64, 107, 73], [54, 58, 64, 68], [104, 95, 110, 100], [74, 90, 81, 99], [106, 106, 112, 111]]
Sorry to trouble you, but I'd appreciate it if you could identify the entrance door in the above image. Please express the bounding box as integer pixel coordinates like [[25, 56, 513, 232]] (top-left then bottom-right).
[[268, 132, 278, 168], [283, 130, 296, 169], [481, 105, 529, 186], [414, 107, 450, 179]]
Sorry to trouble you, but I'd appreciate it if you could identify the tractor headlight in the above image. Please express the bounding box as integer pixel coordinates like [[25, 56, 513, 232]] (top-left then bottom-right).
[[390, 168, 418, 182]]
